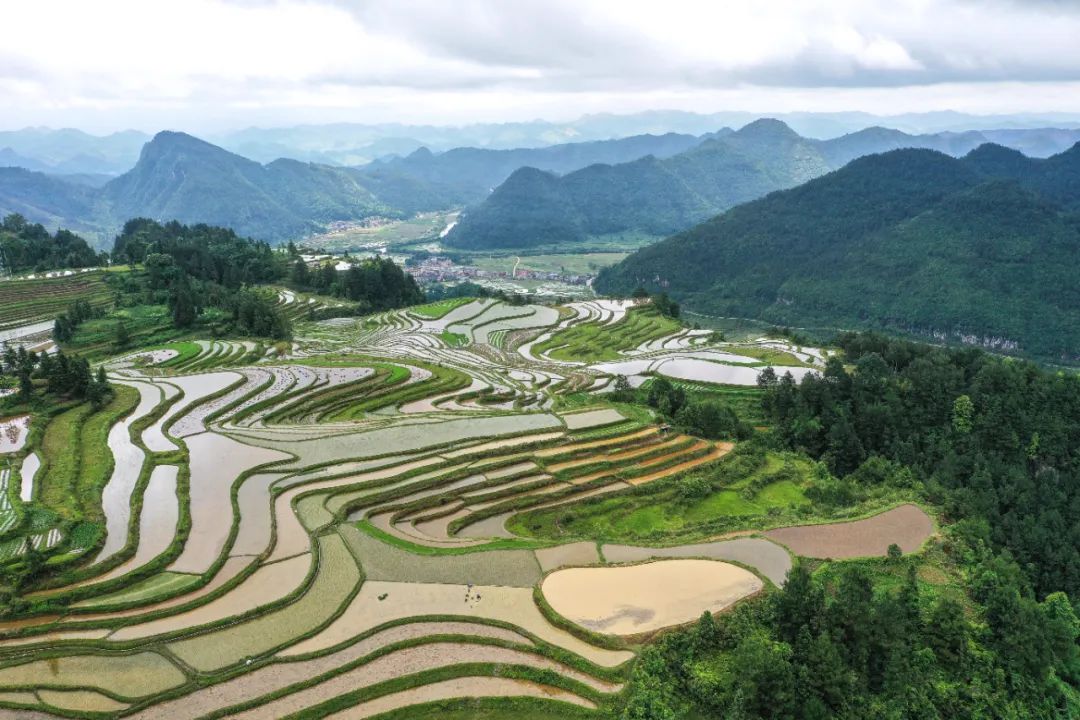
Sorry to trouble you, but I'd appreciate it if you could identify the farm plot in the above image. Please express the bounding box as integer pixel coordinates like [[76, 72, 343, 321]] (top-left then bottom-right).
[[127, 622, 533, 720], [167, 534, 359, 671], [602, 537, 792, 587], [0, 272, 110, 331], [142, 371, 240, 451], [764, 504, 934, 559], [168, 432, 289, 574], [281, 579, 634, 667], [408, 297, 476, 320], [541, 559, 763, 635], [339, 524, 541, 586], [0, 651, 185, 698], [0, 415, 30, 453], [67, 464, 180, 592], [92, 379, 162, 563], [228, 643, 609, 720], [532, 304, 681, 362]]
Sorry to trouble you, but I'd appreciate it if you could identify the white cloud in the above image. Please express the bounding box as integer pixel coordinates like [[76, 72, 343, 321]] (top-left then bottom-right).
[[2, 0, 1080, 131]]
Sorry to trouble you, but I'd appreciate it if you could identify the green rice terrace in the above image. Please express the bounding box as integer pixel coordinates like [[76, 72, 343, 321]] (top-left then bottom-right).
[[0, 294, 936, 719]]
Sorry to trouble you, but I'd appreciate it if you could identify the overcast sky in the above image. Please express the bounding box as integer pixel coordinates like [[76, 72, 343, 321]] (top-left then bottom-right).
[[5, 0, 1080, 133]]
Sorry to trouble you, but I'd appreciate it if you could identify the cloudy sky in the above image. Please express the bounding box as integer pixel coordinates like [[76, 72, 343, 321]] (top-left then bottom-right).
[[5, 0, 1080, 132]]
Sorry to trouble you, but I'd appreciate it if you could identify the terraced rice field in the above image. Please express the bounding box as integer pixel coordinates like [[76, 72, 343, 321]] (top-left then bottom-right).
[[0, 271, 111, 332], [0, 298, 929, 719]]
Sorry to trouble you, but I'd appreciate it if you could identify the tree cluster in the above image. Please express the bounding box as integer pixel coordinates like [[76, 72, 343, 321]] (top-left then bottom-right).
[[0, 214, 102, 273], [615, 375, 749, 441], [2, 347, 110, 406], [112, 218, 281, 286], [109, 219, 292, 339], [288, 255, 424, 312], [622, 557, 1079, 719]]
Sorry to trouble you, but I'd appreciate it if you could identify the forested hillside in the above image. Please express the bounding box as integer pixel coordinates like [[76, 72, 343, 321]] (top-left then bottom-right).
[[103, 132, 395, 241], [0, 167, 105, 239], [445, 119, 831, 249], [596, 145, 1080, 362]]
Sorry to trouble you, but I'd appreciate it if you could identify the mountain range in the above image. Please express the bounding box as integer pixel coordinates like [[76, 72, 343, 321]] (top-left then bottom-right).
[[443, 118, 1063, 250], [5, 119, 1080, 251], [595, 143, 1080, 361], [0, 129, 736, 245], [4, 111, 1080, 176]]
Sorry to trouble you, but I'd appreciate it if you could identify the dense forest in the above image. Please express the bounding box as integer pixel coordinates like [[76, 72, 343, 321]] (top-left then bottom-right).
[[108, 218, 292, 338], [0, 213, 102, 272], [597, 144, 1080, 362], [621, 333, 1080, 719]]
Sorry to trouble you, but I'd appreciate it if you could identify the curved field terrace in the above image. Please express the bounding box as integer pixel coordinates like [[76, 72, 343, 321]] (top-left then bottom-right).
[[0, 297, 934, 719]]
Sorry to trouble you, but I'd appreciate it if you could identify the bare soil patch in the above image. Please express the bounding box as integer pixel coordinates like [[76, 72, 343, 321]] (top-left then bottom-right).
[[763, 504, 933, 559]]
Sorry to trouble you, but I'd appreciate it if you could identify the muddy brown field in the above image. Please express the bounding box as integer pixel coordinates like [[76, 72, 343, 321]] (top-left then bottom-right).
[[764, 504, 933, 559]]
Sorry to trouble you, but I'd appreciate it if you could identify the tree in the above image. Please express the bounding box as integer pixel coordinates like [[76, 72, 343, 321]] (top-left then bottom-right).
[[952, 394, 974, 435], [316, 263, 338, 293], [53, 316, 72, 343], [651, 292, 680, 319], [169, 274, 197, 328], [675, 399, 746, 440], [726, 631, 796, 718], [611, 374, 634, 402], [17, 367, 32, 401], [229, 288, 292, 340], [924, 597, 968, 670], [113, 321, 131, 350], [646, 377, 686, 417], [291, 259, 309, 287], [772, 563, 824, 643], [143, 253, 178, 290]]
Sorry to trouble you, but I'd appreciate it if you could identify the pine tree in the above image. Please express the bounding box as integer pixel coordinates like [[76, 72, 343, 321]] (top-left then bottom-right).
[[170, 274, 197, 328], [17, 367, 32, 400], [113, 321, 131, 349]]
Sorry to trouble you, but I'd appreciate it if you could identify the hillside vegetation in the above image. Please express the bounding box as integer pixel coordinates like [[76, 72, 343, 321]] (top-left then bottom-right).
[[597, 144, 1080, 362]]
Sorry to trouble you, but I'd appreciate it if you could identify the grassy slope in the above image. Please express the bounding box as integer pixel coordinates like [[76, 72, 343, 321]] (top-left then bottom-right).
[[38, 385, 139, 524], [508, 445, 907, 544]]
